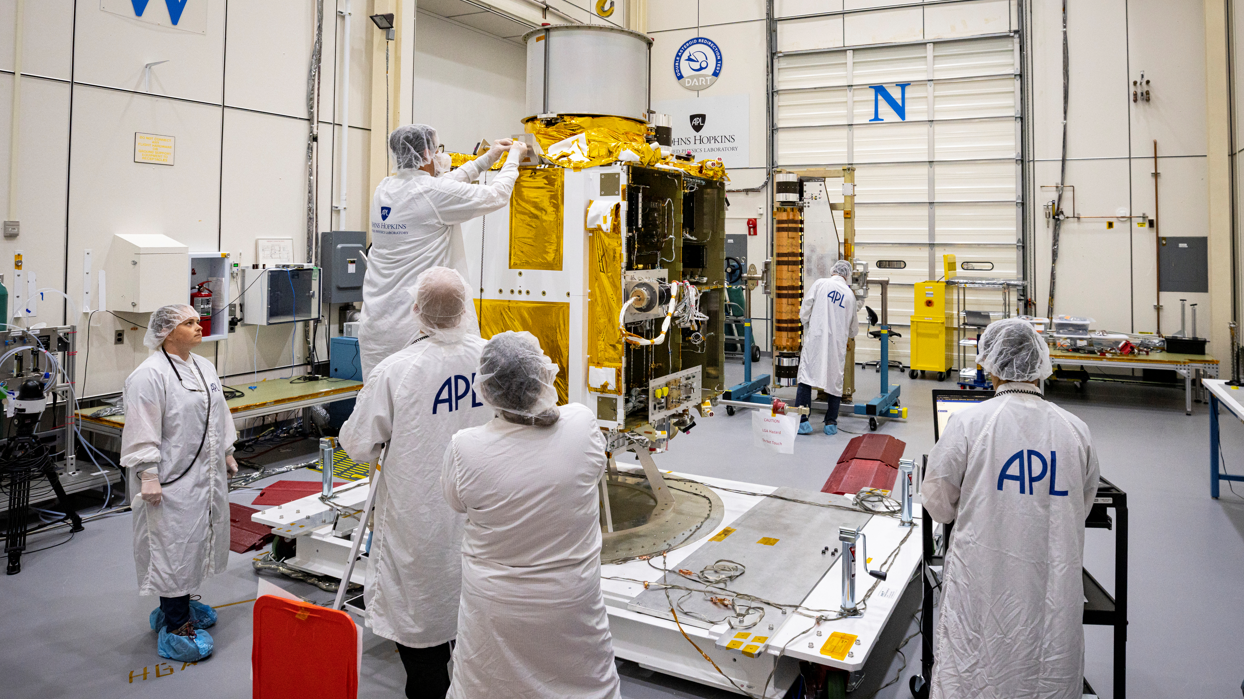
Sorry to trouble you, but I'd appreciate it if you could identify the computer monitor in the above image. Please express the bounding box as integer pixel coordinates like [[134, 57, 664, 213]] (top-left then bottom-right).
[[932, 390, 994, 441]]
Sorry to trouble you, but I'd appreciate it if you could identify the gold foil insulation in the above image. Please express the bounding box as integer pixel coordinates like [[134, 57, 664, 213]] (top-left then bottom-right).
[[508, 168, 564, 271], [588, 208, 625, 377], [477, 299, 571, 405], [773, 207, 804, 354]]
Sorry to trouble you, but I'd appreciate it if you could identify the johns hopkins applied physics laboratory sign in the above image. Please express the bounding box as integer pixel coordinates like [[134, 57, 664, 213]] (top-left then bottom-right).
[[654, 94, 750, 170]]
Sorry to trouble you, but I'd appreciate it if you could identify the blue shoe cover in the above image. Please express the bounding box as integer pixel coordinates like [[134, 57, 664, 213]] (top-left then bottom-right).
[[150, 600, 217, 631], [157, 626, 213, 662], [797, 421, 813, 435], [824, 424, 838, 435]]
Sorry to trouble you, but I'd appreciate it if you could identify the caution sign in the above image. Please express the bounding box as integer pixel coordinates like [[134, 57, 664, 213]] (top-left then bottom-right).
[[134, 133, 175, 166]]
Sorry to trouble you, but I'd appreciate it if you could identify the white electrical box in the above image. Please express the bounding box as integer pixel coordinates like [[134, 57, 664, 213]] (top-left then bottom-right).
[[189, 252, 231, 342], [106, 233, 190, 313], [240, 265, 321, 325]]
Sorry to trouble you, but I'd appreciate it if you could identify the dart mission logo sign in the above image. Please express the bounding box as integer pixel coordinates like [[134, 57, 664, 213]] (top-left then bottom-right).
[[674, 37, 722, 91]]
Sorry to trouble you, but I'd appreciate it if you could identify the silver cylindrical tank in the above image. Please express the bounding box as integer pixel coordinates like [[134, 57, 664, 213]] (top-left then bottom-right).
[[523, 24, 652, 121]]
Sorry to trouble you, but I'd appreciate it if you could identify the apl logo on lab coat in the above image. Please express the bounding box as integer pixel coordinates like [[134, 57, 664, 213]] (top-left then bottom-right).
[[674, 37, 723, 91], [381, 206, 392, 221]]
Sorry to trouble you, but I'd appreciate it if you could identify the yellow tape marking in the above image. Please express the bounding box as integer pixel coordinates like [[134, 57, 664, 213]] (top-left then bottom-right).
[[708, 527, 736, 543], [757, 537, 780, 546], [742, 644, 761, 657], [726, 640, 744, 650], [734, 632, 750, 639], [820, 632, 858, 660]]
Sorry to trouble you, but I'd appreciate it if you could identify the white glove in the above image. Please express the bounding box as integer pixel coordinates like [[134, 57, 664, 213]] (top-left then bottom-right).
[[488, 139, 514, 158], [508, 141, 528, 158], [226, 455, 238, 476], [139, 468, 162, 506]]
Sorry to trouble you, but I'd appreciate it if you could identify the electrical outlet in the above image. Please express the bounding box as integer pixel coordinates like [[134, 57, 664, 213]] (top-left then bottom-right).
[[114, 330, 124, 345]]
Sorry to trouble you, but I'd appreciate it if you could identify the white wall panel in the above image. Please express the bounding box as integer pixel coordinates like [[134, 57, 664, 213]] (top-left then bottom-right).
[[649, 28, 697, 106], [777, 16, 845, 53], [72, 0, 227, 104], [924, 0, 1012, 40], [853, 80, 927, 123], [854, 203, 929, 243], [932, 35, 1014, 79], [855, 120, 927, 162], [695, 21, 770, 168], [846, 0, 921, 9], [777, 126, 848, 164], [854, 162, 928, 202], [842, 6, 924, 47], [934, 160, 1015, 201], [66, 87, 223, 395], [0, 0, 74, 80], [1125, 0, 1207, 157], [933, 77, 1015, 120], [224, 1, 325, 119], [648, 1, 697, 31], [776, 89, 849, 127], [338, 0, 375, 130], [775, 0, 844, 18], [851, 43, 928, 85], [0, 76, 70, 324], [703, 0, 766, 25], [934, 118, 1014, 159], [412, 13, 526, 152], [776, 53, 850, 90], [935, 203, 1016, 243], [1029, 0, 1128, 160]]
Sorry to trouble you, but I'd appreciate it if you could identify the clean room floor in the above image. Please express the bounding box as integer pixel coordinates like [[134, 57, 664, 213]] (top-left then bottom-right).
[[3, 358, 1243, 699]]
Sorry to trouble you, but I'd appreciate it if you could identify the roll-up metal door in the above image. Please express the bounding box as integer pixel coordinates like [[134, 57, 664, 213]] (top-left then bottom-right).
[[771, 1, 1024, 364]]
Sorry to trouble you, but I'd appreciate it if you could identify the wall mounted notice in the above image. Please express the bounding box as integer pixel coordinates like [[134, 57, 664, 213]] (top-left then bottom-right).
[[652, 94, 750, 169], [101, 0, 208, 34], [134, 133, 175, 166]]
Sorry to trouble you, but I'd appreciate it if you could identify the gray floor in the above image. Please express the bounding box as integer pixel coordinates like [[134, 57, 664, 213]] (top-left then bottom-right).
[[3, 359, 1243, 699]]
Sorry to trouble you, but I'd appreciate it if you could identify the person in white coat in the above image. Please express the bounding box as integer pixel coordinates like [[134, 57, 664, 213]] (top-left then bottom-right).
[[358, 124, 527, 379], [339, 267, 490, 699], [922, 318, 1100, 699], [441, 331, 620, 699], [795, 259, 858, 435], [121, 304, 238, 663]]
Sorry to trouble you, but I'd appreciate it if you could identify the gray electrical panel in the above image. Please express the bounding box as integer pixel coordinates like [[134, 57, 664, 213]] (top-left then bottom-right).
[[320, 231, 368, 303], [1158, 236, 1208, 293]]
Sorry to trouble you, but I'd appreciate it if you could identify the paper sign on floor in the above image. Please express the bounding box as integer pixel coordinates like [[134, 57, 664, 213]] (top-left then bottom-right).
[[752, 410, 798, 454]]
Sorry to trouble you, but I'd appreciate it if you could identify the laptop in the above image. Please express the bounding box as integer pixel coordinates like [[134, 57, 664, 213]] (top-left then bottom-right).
[[932, 389, 995, 441]]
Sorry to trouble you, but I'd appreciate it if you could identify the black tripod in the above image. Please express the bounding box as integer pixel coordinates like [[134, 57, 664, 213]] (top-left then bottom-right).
[[2, 379, 83, 575]]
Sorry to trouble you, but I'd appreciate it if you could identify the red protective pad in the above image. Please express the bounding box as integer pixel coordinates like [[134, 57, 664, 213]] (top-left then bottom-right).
[[822, 458, 899, 496], [835, 434, 906, 468], [252, 480, 345, 507], [253, 595, 359, 699], [229, 503, 273, 554]]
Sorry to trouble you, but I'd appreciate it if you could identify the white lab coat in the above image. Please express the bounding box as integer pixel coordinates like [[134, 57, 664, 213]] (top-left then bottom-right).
[[121, 351, 237, 597], [922, 384, 1100, 699], [441, 403, 620, 699], [797, 275, 858, 396], [358, 150, 519, 379], [338, 333, 490, 648]]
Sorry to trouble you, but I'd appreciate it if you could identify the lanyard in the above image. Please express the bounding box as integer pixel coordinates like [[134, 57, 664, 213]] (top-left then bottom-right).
[[159, 349, 214, 487]]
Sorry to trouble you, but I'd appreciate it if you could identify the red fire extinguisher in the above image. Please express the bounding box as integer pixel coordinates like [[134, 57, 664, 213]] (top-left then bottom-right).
[[747, 218, 758, 236], [192, 281, 213, 336]]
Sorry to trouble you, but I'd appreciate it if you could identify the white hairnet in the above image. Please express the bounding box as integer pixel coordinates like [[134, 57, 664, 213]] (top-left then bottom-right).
[[413, 267, 470, 341], [477, 331, 559, 419], [144, 304, 198, 350], [389, 124, 439, 171], [977, 317, 1053, 383], [831, 260, 853, 278]]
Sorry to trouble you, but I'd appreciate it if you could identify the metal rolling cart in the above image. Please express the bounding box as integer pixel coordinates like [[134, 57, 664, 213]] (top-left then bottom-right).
[[950, 278, 1026, 388]]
